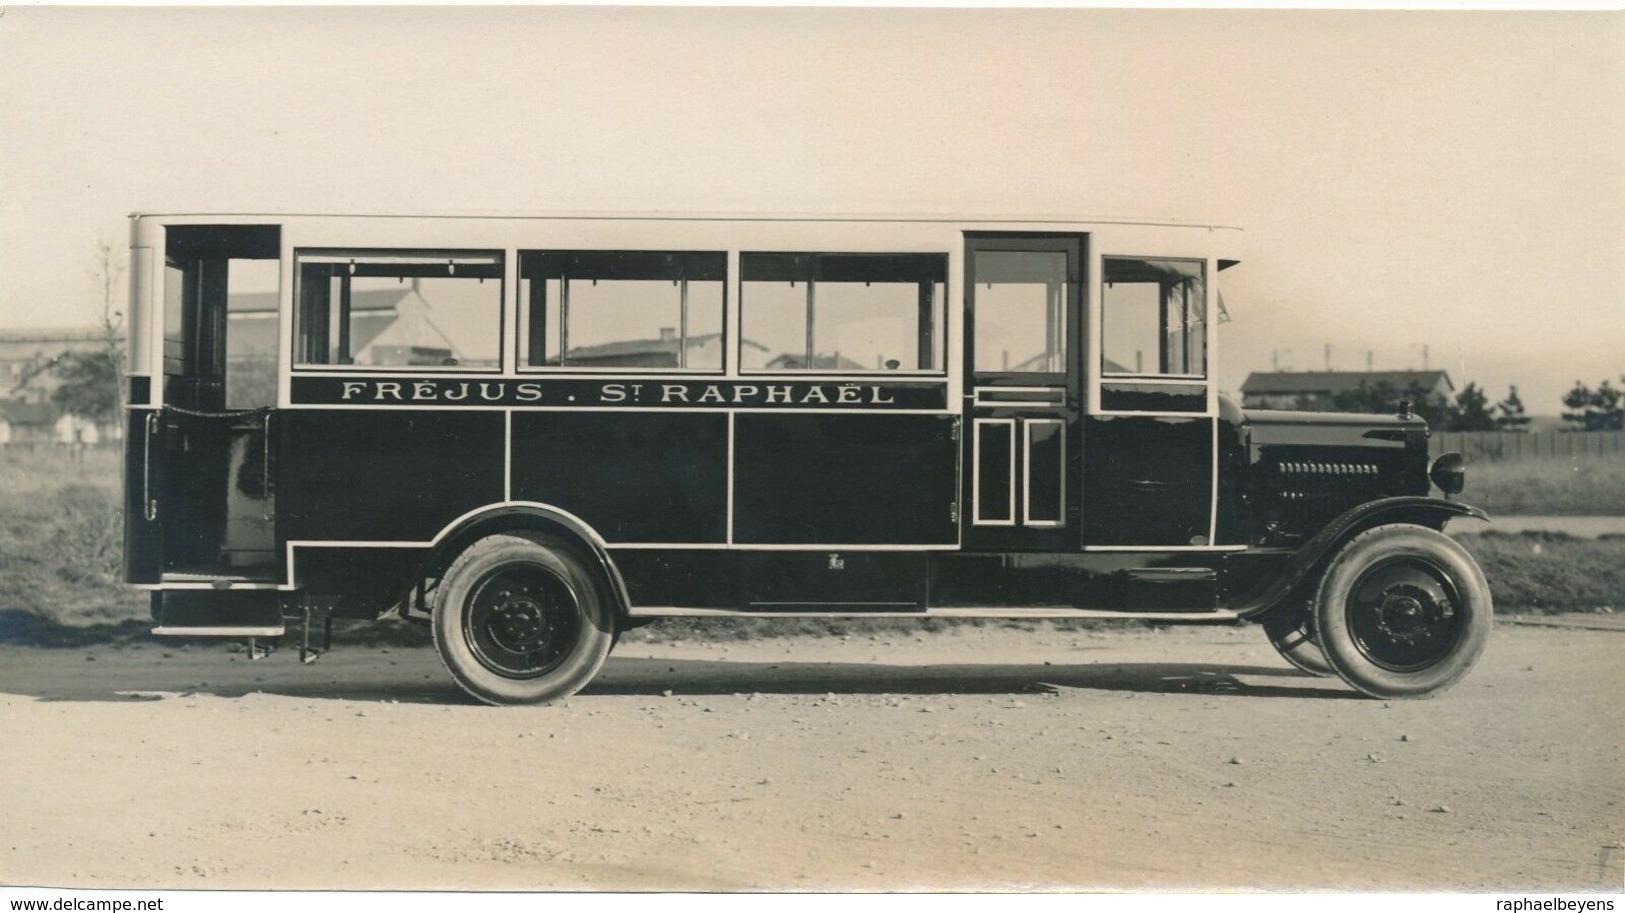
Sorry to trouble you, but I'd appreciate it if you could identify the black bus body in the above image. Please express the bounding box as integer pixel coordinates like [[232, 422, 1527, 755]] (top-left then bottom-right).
[[123, 213, 1491, 703]]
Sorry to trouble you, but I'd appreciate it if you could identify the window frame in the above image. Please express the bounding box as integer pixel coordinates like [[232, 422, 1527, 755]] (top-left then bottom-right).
[[1099, 254, 1209, 382], [290, 248, 507, 373], [515, 250, 729, 375], [738, 251, 949, 377]]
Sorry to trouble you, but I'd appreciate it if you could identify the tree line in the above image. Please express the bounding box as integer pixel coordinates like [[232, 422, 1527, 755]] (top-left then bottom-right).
[[1297, 377, 1625, 433], [1560, 379, 1625, 432], [1295, 381, 1510, 432]]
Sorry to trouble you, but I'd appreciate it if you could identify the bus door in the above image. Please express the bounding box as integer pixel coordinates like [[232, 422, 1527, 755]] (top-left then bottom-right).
[[157, 225, 281, 579], [961, 234, 1084, 551]]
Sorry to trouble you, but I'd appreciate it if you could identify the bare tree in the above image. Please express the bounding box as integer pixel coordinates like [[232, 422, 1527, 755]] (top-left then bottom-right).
[[51, 241, 126, 423], [92, 240, 126, 379]]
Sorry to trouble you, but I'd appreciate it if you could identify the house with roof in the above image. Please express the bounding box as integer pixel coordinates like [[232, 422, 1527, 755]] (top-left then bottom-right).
[[0, 327, 108, 405], [0, 328, 125, 446], [764, 352, 870, 371], [0, 399, 61, 448], [561, 330, 771, 371], [1239, 370, 1454, 411], [228, 281, 464, 366]]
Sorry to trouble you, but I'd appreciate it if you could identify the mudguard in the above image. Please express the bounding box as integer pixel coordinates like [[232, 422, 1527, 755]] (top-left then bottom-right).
[[399, 502, 633, 621], [1228, 496, 1489, 618]]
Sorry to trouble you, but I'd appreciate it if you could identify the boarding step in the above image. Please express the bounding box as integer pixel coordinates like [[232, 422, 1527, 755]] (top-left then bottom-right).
[[158, 572, 280, 590], [150, 589, 285, 636]]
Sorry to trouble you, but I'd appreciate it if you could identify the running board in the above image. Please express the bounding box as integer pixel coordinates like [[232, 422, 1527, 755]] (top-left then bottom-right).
[[157, 573, 281, 591], [151, 625, 286, 637], [628, 606, 1240, 621]]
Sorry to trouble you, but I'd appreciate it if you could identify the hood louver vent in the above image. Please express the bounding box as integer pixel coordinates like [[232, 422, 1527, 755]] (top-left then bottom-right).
[[1271, 461, 1386, 505], [1277, 462, 1380, 477]]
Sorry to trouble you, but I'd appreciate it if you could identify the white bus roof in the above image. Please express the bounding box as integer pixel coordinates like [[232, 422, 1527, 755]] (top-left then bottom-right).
[[129, 210, 1243, 232]]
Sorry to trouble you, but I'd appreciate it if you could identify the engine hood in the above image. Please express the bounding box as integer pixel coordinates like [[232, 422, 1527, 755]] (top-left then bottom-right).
[[1235, 406, 1435, 545], [1242, 408, 1428, 450]]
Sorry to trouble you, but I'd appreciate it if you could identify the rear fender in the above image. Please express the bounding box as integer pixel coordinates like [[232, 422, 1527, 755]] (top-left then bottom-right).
[[395, 502, 632, 622], [1229, 496, 1488, 618]]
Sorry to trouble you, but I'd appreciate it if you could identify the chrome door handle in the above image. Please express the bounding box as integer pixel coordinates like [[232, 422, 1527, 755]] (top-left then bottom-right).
[[143, 412, 159, 521]]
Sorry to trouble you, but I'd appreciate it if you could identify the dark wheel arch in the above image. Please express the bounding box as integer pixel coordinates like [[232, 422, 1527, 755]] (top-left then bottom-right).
[[1229, 497, 1489, 621], [411, 503, 632, 627]]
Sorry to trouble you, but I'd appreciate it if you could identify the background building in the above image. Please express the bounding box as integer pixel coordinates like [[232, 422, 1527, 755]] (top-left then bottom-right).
[[1240, 370, 1454, 411]]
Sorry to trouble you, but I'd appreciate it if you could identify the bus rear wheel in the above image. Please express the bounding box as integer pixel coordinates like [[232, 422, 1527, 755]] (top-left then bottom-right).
[[1260, 600, 1334, 677], [1313, 523, 1492, 700], [432, 534, 613, 705]]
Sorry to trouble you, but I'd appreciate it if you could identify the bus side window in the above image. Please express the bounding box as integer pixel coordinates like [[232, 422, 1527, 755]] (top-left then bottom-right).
[[740, 252, 946, 374], [292, 250, 504, 370], [518, 251, 726, 371], [1100, 257, 1206, 378]]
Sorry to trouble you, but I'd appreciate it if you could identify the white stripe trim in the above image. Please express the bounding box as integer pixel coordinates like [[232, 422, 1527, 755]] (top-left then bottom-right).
[[1091, 409, 1217, 418], [1209, 415, 1220, 547], [146, 581, 283, 591], [1083, 544, 1247, 552], [1022, 418, 1065, 528], [725, 412, 735, 545], [747, 601, 919, 607], [608, 542, 957, 551], [971, 418, 1017, 526], [628, 606, 1239, 620], [152, 626, 286, 637], [283, 538, 961, 554], [1099, 375, 1208, 385], [288, 368, 952, 384], [277, 404, 950, 415]]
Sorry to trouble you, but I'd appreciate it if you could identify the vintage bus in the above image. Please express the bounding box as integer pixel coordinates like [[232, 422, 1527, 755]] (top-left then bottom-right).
[[123, 212, 1491, 704]]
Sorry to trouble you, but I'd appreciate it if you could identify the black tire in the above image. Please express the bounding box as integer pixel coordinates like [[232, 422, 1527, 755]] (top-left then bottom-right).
[[1260, 599, 1335, 677], [432, 534, 614, 705], [1313, 523, 1492, 699]]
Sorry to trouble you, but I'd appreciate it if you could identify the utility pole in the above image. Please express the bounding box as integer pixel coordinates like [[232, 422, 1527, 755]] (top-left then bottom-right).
[[1324, 344, 1332, 372], [1411, 343, 1430, 371]]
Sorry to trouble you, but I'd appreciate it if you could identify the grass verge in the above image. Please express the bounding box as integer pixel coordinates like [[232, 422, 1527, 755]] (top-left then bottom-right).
[[1456, 531, 1625, 615], [1459, 456, 1625, 516], [0, 450, 144, 628]]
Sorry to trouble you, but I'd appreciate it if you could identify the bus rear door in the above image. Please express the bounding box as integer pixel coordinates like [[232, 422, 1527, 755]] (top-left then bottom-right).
[[155, 224, 281, 581]]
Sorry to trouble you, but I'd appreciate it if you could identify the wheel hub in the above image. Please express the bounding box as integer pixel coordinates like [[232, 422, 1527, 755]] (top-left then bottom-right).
[[487, 591, 554, 652], [1375, 586, 1433, 644], [1347, 559, 1462, 672], [464, 566, 581, 679]]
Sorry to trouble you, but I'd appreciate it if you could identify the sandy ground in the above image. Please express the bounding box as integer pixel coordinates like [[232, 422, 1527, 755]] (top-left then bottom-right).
[[1, 622, 1621, 893]]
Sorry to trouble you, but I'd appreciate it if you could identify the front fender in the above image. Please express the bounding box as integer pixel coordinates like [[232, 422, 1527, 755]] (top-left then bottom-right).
[[1229, 496, 1489, 618]]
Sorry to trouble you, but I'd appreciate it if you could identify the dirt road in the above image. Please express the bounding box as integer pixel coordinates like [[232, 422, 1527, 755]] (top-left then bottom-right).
[[1, 623, 1621, 892]]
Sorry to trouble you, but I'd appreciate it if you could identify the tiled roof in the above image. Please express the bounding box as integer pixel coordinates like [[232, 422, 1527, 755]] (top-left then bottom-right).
[[1240, 370, 1453, 395]]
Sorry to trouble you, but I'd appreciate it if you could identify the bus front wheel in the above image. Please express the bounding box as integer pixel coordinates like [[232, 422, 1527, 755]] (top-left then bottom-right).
[[1313, 523, 1492, 700], [432, 534, 614, 705]]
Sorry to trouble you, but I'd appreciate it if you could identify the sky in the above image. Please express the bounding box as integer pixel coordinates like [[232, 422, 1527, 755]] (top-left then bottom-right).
[[1, 7, 1620, 414]]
